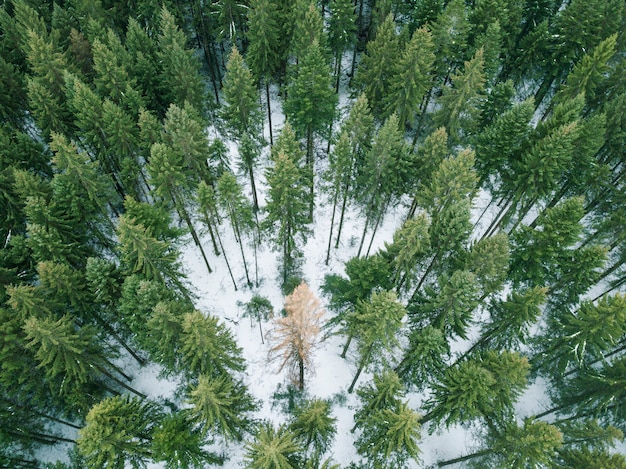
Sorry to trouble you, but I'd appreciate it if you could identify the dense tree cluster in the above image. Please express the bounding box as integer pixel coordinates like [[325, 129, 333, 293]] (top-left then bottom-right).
[[0, 0, 625, 467]]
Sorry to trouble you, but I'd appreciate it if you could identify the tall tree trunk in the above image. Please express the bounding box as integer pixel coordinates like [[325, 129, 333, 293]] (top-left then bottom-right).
[[298, 356, 305, 390], [335, 177, 351, 249], [232, 218, 252, 287], [365, 202, 386, 257], [348, 346, 372, 393], [357, 210, 372, 257], [175, 194, 213, 274], [341, 333, 353, 358], [437, 449, 492, 467], [335, 49, 343, 92], [266, 80, 273, 146], [326, 188, 339, 265], [213, 216, 238, 290], [249, 165, 259, 212], [258, 318, 264, 344]]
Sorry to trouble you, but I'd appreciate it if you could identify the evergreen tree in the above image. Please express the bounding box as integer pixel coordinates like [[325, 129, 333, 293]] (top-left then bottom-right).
[[410, 270, 479, 341], [355, 401, 421, 469], [328, 0, 356, 91], [263, 148, 311, 286], [463, 232, 510, 302], [147, 141, 213, 275], [433, 48, 485, 143], [152, 411, 223, 468], [217, 171, 255, 287], [179, 310, 245, 378], [356, 114, 409, 257], [290, 1, 326, 65], [422, 351, 529, 429], [157, 6, 208, 112], [385, 214, 431, 293], [268, 282, 325, 390], [284, 39, 337, 218], [346, 290, 406, 393], [385, 26, 435, 129], [246, 0, 281, 145], [461, 287, 546, 359], [244, 422, 301, 469], [187, 373, 257, 441], [353, 14, 399, 117], [352, 371, 404, 432], [333, 94, 375, 249], [77, 395, 163, 469], [289, 398, 336, 461], [221, 47, 263, 140], [395, 325, 448, 390], [241, 295, 274, 343], [438, 418, 562, 468]]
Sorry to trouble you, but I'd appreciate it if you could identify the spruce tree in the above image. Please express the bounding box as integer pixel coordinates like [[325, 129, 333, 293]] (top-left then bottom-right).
[[217, 171, 255, 287], [346, 290, 406, 393], [77, 395, 163, 469], [328, 0, 356, 91], [244, 422, 301, 469], [289, 398, 337, 461], [433, 48, 485, 143], [356, 114, 409, 257], [241, 295, 274, 343], [156, 6, 208, 112], [353, 14, 399, 118], [263, 148, 311, 286], [284, 39, 337, 218], [385, 26, 435, 129], [355, 401, 421, 469], [246, 0, 281, 145], [179, 310, 245, 378], [395, 325, 448, 390], [186, 373, 257, 441]]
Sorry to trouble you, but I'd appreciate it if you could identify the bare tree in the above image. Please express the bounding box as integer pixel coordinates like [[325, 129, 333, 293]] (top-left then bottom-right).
[[268, 282, 326, 390]]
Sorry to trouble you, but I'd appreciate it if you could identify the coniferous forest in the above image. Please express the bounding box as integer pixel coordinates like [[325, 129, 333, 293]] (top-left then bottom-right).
[[1, 0, 625, 467]]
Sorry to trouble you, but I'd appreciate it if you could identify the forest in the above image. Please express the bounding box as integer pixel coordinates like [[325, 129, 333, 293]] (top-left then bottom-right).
[[0, 0, 625, 467]]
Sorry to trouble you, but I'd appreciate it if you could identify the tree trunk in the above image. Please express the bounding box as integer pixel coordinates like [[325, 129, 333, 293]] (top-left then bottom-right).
[[298, 356, 305, 390], [307, 125, 315, 221], [357, 210, 372, 258], [232, 216, 252, 287], [249, 165, 259, 212], [177, 197, 213, 274], [365, 201, 386, 257], [266, 80, 273, 146], [214, 216, 238, 291], [348, 347, 372, 393], [258, 318, 264, 344], [340, 333, 353, 358], [335, 177, 351, 249], [335, 49, 343, 93], [437, 449, 492, 467], [326, 188, 339, 265], [95, 364, 147, 399]]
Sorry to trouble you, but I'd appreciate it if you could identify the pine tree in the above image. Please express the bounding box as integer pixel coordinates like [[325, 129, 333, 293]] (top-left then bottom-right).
[[395, 325, 448, 390], [463, 232, 510, 302], [221, 47, 263, 140], [353, 14, 399, 117], [179, 310, 245, 378], [289, 398, 336, 460], [410, 270, 479, 341], [152, 411, 223, 468], [187, 373, 257, 441], [352, 371, 405, 432], [263, 148, 311, 286], [244, 422, 301, 469], [385, 26, 435, 129], [328, 0, 356, 91], [217, 171, 255, 287], [241, 295, 274, 343], [246, 0, 281, 145], [433, 48, 485, 143], [429, 0, 471, 79], [355, 401, 421, 469], [77, 395, 163, 469], [268, 282, 325, 390], [438, 418, 562, 468], [346, 290, 406, 393], [356, 114, 409, 257], [284, 39, 337, 218], [156, 6, 208, 112]]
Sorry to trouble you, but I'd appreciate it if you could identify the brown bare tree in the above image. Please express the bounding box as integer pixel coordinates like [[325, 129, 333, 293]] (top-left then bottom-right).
[[268, 282, 326, 390]]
